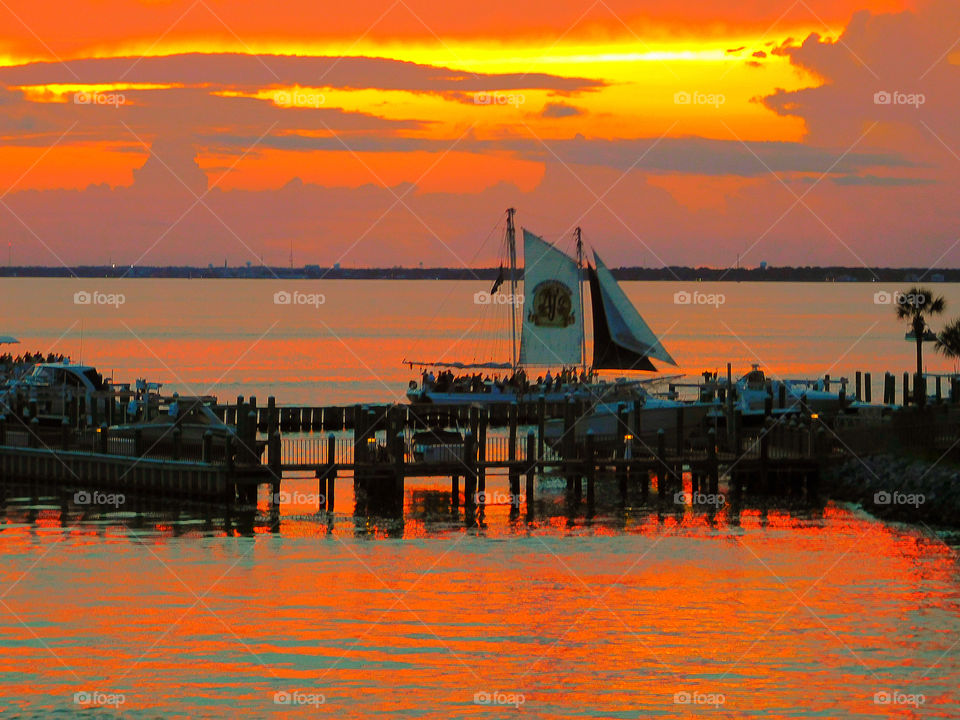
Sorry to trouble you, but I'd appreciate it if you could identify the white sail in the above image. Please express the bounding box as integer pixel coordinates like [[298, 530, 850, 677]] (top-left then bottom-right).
[[519, 230, 583, 367], [593, 251, 677, 366]]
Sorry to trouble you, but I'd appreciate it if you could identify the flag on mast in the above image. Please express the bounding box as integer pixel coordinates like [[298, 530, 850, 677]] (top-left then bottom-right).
[[490, 264, 505, 294]]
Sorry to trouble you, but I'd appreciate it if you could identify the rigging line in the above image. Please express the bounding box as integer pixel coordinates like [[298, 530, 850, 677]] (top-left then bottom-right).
[[467, 258, 513, 366], [404, 213, 507, 367]]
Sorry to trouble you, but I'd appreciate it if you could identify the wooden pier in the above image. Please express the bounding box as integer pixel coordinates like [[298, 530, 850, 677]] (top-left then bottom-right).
[[255, 398, 832, 518], [0, 409, 271, 502], [3, 371, 959, 517]]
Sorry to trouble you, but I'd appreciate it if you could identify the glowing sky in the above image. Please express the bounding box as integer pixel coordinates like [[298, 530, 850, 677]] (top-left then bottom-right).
[[1, 0, 958, 268]]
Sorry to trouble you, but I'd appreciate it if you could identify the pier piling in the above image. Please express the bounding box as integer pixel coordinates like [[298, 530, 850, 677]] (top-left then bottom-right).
[[525, 431, 536, 518], [656, 428, 666, 501], [708, 428, 718, 495], [463, 431, 477, 522], [508, 402, 519, 501], [585, 431, 596, 509]]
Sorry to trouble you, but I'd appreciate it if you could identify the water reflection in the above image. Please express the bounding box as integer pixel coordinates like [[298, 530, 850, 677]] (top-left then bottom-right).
[[1, 476, 957, 718], [0, 471, 886, 541]]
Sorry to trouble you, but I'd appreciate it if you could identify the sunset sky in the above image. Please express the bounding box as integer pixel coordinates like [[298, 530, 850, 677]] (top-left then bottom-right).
[[0, 0, 957, 268]]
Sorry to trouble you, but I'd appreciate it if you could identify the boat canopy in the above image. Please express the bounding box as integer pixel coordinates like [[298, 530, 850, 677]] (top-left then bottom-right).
[[518, 229, 584, 367], [405, 360, 515, 370]]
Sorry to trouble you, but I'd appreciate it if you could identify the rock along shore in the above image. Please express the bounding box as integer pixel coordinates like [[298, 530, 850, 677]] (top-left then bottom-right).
[[821, 454, 960, 526]]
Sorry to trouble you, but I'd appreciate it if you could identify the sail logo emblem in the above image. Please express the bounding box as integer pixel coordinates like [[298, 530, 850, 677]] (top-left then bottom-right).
[[528, 281, 575, 328]]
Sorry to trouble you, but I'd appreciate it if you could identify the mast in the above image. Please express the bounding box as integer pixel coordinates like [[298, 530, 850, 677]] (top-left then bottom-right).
[[576, 227, 586, 371], [506, 208, 518, 368]]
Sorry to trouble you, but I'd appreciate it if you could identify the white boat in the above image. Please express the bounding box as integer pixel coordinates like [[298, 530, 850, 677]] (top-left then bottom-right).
[[0, 361, 111, 424], [410, 428, 463, 463], [111, 395, 237, 445], [17, 362, 107, 394], [406, 209, 677, 407], [709, 365, 862, 419]]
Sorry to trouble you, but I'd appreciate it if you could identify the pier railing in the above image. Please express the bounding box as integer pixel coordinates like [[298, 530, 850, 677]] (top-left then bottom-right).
[[272, 431, 576, 469], [0, 427, 235, 464], [828, 413, 960, 458], [277, 435, 354, 466]]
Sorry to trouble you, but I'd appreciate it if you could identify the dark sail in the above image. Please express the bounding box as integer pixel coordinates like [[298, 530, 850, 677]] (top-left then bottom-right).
[[588, 264, 657, 371]]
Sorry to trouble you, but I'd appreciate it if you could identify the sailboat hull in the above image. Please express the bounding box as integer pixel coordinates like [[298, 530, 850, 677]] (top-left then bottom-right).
[[407, 385, 596, 406]]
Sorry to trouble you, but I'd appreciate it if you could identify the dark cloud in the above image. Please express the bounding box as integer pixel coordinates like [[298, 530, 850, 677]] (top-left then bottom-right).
[[539, 102, 585, 118], [762, 2, 960, 162], [522, 135, 912, 176], [0, 86, 422, 146], [0, 53, 604, 95], [831, 174, 936, 186], [201, 131, 910, 177]]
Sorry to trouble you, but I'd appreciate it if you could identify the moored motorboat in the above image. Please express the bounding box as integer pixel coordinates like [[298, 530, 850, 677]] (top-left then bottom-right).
[[410, 428, 463, 463], [110, 395, 235, 447], [0, 361, 111, 424], [706, 365, 864, 421]]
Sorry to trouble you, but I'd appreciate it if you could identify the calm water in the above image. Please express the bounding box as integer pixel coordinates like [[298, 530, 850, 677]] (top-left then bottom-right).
[[3, 278, 959, 403], [1, 279, 959, 717]]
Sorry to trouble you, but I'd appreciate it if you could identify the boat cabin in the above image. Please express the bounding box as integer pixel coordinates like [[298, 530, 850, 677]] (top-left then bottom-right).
[[22, 362, 107, 394]]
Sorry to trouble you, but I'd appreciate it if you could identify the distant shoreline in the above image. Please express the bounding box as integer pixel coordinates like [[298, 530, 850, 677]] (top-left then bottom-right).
[[0, 266, 957, 282]]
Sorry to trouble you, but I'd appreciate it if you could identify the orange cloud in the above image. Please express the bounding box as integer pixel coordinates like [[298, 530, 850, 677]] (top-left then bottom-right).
[[1, 0, 954, 271]]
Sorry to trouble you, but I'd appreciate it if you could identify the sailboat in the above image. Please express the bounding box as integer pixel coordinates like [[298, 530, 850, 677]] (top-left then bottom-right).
[[405, 208, 677, 405]]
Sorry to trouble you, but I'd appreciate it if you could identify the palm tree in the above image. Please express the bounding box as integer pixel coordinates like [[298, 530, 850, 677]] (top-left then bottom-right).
[[896, 286, 945, 405], [935, 318, 960, 371]]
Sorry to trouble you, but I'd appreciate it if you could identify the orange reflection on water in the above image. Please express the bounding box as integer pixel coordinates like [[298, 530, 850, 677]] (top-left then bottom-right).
[[0, 497, 957, 718]]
